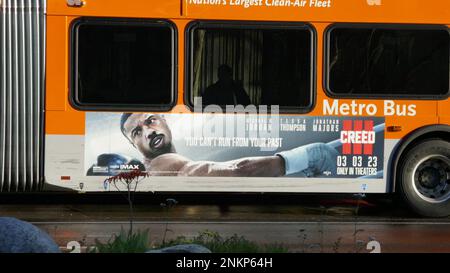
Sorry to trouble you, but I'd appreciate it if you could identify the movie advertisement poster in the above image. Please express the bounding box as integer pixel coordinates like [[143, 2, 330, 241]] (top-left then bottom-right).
[[85, 113, 385, 179]]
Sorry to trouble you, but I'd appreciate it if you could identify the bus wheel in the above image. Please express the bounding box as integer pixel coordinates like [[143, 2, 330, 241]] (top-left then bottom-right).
[[398, 139, 450, 217]]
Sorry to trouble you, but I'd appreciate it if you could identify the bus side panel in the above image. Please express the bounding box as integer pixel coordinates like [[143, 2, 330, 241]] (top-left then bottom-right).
[[44, 133, 393, 193], [46, 15, 85, 136], [183, 0, 450, 25], [42, 5, 447, 194], [47, 0, 182, 18], [438, 99, 450, 125]]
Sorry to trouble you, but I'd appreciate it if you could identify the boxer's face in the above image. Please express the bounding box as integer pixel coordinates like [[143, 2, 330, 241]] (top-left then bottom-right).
[[123, 114, 173, 159]]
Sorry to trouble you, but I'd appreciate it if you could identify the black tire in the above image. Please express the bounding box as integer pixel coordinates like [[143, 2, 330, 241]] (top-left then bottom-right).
[[398, 139, 450, 217]]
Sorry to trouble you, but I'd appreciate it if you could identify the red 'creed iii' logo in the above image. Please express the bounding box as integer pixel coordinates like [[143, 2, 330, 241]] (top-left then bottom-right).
[[340, 120, 375, 155]]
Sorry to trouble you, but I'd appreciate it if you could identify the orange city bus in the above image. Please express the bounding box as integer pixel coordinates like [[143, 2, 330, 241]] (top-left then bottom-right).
[[0, 0, 449, 217]]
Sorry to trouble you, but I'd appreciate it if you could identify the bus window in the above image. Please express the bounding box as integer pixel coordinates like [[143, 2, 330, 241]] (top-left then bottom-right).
[[187, 22, 314, 111], [326, 25, 449, 98], [71, 19, 176, 111]]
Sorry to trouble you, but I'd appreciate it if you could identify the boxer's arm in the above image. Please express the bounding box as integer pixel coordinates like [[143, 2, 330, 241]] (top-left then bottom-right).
[[149, 142, 338, 177], [149, 153, 286, 177], [179, 156, 285, 177]]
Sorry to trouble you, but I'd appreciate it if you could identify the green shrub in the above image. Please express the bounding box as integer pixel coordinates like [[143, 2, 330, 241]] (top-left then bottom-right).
[[158, 230, 288, 253], [90, 229, 288, 253], [91, 229, 150, 253]]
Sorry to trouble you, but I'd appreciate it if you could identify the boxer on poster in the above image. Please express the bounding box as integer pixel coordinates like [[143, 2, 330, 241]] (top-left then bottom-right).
[[119, 113, 339, 177]]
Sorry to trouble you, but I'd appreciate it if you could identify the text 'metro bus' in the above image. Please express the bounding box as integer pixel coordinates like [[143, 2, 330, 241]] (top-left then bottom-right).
[[0, 0, 449, 217]]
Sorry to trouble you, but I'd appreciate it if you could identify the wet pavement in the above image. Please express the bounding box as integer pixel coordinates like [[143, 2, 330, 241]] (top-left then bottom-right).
[[0, 193, 449, 253]]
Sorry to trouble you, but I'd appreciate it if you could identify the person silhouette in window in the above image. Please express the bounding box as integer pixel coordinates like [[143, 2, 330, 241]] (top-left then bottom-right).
[[202, 65, 251, 106]]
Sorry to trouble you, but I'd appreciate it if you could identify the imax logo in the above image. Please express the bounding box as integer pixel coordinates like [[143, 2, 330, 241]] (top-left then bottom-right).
[[341, 120, 375, 155], [367, 0, 381, 5], [120, 164, 140, 170]]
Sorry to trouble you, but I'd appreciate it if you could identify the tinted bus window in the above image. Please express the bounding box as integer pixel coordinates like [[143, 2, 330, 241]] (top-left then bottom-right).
[[188, 23, 314, 111], [72, 19, 175, 110], [327, 26, 449, 97]]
